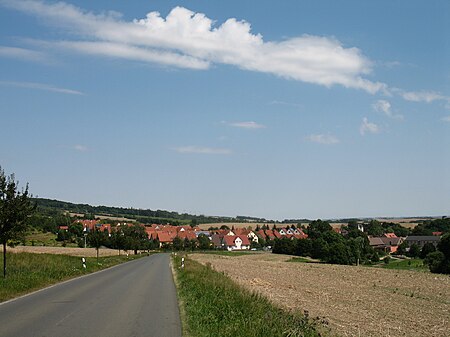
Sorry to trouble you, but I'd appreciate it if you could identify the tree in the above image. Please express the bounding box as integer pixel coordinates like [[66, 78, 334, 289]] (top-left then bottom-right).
[[407, 243, 421, 258], [0, 167, 35, 277], [420, 243, 436, 259], [307, 220, 332, 239], [295, 238, 312, 257], [172, 237, 183, 251], [425, 234, 450, 274], [366, 220, 383, 236], [396, 241, 409, 255], [425, 251, 447, 273], [110, 227, 126, 256], [87, 228, 107, 263], [197, 234, 211, 250], [122, 224, 148, 254]]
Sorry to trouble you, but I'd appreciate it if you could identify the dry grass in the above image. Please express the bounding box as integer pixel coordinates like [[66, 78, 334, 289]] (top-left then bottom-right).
[[1, 245, 121, 257], [191, 253, 450, 337]]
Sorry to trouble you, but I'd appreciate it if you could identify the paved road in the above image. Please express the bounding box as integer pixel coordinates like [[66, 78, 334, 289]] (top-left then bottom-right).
[[0, 253, 181, 337]]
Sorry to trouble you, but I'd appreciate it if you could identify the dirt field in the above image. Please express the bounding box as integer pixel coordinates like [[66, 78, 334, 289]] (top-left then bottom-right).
[[191, 253, 450, 337], [1, 245, 122, 257]]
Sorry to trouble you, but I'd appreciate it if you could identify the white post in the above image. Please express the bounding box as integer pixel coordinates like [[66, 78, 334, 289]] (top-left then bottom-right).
[[82, 257, 86, 269], [181, 257, 185, 269]]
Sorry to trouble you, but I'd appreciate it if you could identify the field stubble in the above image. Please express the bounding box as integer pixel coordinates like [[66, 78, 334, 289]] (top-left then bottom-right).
[[191, 253, 449, 337]]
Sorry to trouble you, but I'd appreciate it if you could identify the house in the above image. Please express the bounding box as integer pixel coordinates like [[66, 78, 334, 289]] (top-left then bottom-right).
[[262, 229, 276, 241], [177, 231, 197, 241], [384, 233, 397, 238], [222, 235, 251, 251], [380, 237, 403, 253], [369, 236, 404, 253], [405, 236, 441, 248], [278, 228, 287, 235], [211, 234, 224, 249], [74, 220, 98, 232], [246, 231, 259, 243], [195, 230, 211, 238], [156, 232, 175, 247], [368, 237, 386, 252]]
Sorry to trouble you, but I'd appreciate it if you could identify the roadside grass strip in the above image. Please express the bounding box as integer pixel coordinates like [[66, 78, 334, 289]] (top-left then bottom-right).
[[378, 258, 428, 272], [173, 255, 328, 337], [0, 252, 145, 302]]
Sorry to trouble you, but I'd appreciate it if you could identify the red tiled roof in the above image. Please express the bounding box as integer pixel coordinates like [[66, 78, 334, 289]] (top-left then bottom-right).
[[223, 235, 250, 247], [384, 233, 397, 238], [177, 231, 197, 241], [157, 232, 173, 243], [273, 231, 282, 239]]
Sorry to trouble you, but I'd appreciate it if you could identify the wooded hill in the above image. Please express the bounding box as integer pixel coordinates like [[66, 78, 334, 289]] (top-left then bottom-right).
[[32, 198, 255, 225]]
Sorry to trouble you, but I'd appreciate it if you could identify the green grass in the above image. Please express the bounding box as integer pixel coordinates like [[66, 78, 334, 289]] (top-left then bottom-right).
[[0, 252, 146, 302], [378, 258, 428, 272], [173, 255, 328, 337]]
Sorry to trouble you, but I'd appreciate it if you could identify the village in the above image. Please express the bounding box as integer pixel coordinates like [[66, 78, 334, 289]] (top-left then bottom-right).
[[59, 219, 443, 256]]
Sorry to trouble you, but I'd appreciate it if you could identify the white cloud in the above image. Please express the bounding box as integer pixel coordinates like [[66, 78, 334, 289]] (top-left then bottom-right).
[[0, 80, 83, 95], [0, 0, 387, 93], [442, 116, 450, 123], [0, 45, 48, 63], [393, 88, 449, 103], [307, 134, 339, 145], [372, 99, 403, 120], [73, 144, 88, 152], [174, 146, 232, 155], [228, 121, 266, 129], [360, 117, 379, 135]]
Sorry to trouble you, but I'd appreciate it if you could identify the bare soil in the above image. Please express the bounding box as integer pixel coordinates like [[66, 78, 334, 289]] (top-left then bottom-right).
[[191, 253, 450, 337]]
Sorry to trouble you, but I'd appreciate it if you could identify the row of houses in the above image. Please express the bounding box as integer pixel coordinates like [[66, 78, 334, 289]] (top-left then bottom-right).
[[368, 232, 442, 253], [63, 221, 308, 251], [64, 220, 443, 253]]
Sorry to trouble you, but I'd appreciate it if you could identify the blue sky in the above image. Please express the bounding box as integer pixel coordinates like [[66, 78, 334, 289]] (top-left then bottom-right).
[[0, 0, 449, 220]]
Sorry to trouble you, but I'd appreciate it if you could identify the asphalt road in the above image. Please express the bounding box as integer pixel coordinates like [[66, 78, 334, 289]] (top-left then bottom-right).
[[0, 253, 182, 337]]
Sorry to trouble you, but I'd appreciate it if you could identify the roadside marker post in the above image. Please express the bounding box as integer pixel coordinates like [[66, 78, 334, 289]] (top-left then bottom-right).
[[181, 257, 185, 269], [82, 257, 86, 269]]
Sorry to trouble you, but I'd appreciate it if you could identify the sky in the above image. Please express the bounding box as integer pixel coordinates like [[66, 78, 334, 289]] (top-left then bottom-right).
[[0, 0, 449, 220]]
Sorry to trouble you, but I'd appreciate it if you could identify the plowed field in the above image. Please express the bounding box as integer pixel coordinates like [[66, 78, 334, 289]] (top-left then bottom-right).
[[191, 253, 449, 337]]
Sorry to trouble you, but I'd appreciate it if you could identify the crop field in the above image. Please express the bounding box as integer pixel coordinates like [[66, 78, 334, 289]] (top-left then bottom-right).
[[191, 253, 449, 337]]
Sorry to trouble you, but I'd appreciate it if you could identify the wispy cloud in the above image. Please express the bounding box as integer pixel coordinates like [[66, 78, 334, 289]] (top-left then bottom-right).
[[0, 45, 50, 63], [0, 0, 387, 93], [269, 100, 303, 109], [174, 146, 232, 155], [73, 144, 88, 152], [227, 121, 266, 129], [0, 80, 83, 95], [306, 134, 339, 145], [392, 88, 449, 103], [442, 116, 450, 123], [360, 117, 379, 135], [372, 99, 403, 120]]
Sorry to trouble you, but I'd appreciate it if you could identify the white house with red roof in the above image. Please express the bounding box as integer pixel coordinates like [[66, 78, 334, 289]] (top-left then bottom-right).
[[222, 235, 251, 251]]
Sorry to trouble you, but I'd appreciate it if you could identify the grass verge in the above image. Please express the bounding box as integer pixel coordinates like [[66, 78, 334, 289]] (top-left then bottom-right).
[[377, 258, 428, 272], [173, 254, 329, 337], [0, 252, 146, 302]]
